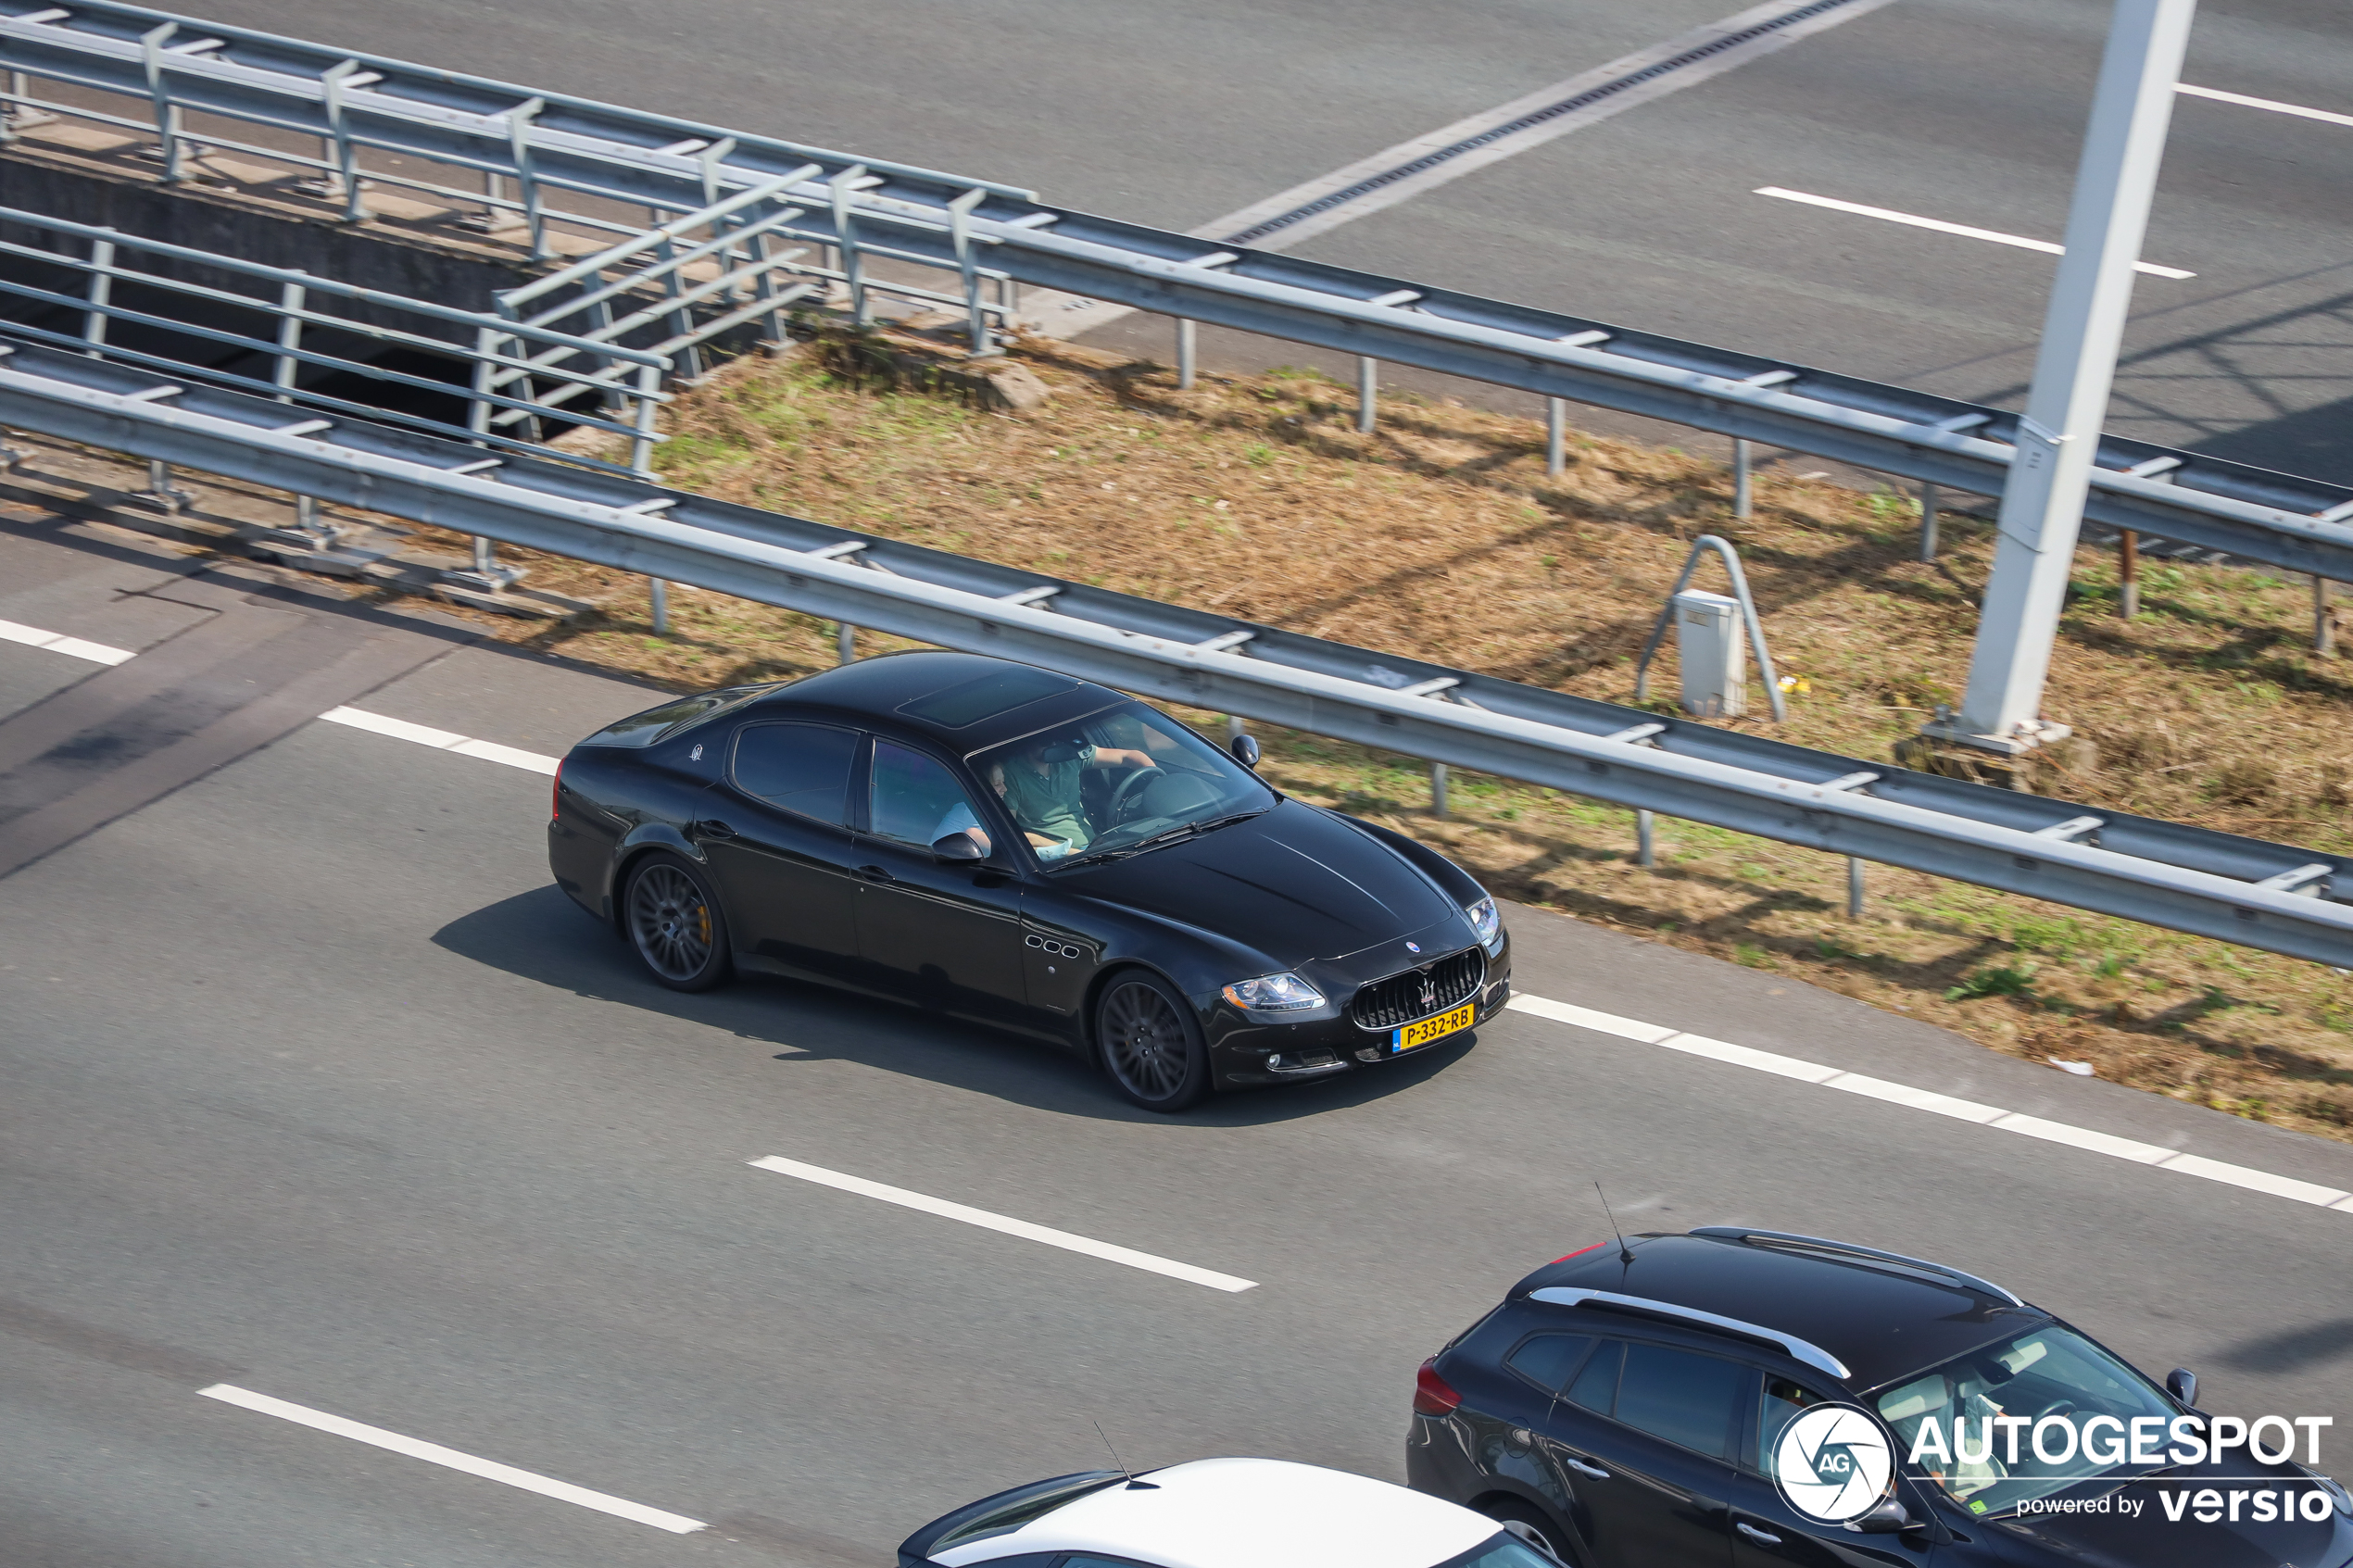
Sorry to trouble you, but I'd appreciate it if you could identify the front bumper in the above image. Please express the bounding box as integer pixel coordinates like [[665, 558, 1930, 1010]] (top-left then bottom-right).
[[1204, 928, 1512, 1089]]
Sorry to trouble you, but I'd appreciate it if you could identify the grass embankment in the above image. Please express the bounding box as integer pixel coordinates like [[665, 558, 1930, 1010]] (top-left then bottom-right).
[[406, 333, 2353, 1142]]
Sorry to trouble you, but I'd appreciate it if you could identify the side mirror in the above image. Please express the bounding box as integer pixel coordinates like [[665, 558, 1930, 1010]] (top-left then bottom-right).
[[2167, 1368, 2198, 1409], [931, 830, 987, 862], [1229, 734, 1261, 769], [1844, 1498, 1915, 1535]]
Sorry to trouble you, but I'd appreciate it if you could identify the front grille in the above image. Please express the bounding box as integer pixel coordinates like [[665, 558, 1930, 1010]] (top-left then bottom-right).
[[1349, 947, 1485, 1030]]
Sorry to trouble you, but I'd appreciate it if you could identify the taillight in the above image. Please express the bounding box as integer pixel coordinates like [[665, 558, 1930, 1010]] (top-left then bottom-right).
[[551, 758, 565, 822], [1550, 1242, 1604, 1265], [1414, 1358, 1463, 1417]]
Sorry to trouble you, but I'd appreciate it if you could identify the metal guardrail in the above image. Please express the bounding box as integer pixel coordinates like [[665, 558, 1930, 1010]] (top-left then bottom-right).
[[5, 0, 2352, 583], [0, 334, 2345, 966]]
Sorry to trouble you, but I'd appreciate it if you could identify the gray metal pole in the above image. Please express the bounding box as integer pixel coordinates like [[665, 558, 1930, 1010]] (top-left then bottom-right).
[[1176, 319, 1196, 391], [837, 622, 856, 664], [649, 577, 670, 633], [1919, 483, 1939, 561], [1356, 357, 1377, 435], [1942, 0, 2196, 750], [2118, 530, 2140, 618], [1430, 762, 1449, 820], [1846, 856, 1866, 920], [2318, 576, 2336, 657], [1732, 438, 1752, 520], [1546, 397, 1566, 477], [1636, 809, 1655, 869]]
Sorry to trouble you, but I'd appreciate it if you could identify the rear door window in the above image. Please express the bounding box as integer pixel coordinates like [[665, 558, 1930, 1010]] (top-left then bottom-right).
[[1505, 1334, 1595, 1395], [731, 722, 859, 825], [1565, 1338, 1622, 1414], [1614, 1343, 1750, 1460]]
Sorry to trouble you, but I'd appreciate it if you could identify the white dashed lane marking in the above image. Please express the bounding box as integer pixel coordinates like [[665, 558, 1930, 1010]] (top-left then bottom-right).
[[0, 616, 135, 665], [749, 1156, 1261, 1292], [1752, 187, 2197, 280], [1504, 995, 2353, 1214], [197, 1385, 708, 1533]]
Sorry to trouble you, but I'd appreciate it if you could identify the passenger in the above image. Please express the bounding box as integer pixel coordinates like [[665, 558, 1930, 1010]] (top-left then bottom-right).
[[988, 735, 1151, 859]]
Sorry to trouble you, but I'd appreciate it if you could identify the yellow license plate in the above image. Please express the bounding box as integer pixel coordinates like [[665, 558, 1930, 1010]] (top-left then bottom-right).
[[1392, 1002, 1476, 1052]]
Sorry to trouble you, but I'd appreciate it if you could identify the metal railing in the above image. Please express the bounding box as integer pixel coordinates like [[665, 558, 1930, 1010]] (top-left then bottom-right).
[[0, 333, 2345, 967], [5, 0, 2352, 584]]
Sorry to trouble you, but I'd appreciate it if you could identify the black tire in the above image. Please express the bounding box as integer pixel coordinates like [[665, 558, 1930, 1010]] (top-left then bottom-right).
[[623, 852, 733, 992], [1479, 1499, 1576, 1566], [1095, 971, 1211, 1112]]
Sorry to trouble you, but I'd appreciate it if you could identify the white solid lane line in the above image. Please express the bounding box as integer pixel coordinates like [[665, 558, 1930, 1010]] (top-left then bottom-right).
[[2177, 82, 2353, 132], [0, 616, 135, 665], [318, 705, 560, 775], [1753, 187, 2197, 280], [1504, 994, 2353, 1214], [196, 1384, 707, 1533], [749, 1155, 1260, 1293]]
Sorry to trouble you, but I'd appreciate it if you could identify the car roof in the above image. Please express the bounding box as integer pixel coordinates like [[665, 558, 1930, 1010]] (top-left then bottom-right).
[[748, 651, 1126, 754], [931, 1458, 1497, 1568], [1513, 1231, 2045, 1393]]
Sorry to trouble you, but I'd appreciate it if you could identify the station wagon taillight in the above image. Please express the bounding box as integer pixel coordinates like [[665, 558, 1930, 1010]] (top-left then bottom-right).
[[1414, 1358, 1463, 1417], [552, 758, 564, 822]]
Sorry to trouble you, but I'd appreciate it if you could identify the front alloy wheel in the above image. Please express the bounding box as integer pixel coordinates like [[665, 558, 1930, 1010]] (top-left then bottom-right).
[[624, 854, 731, 991], [1097, 972, 1210, 1112]]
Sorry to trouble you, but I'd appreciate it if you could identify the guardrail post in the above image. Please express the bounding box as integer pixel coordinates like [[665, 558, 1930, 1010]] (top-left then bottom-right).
[[1919, 483, 1939, 561], [2318, 576, 2336, 657], [2118, 529, 2139, 618], [1355, 357, 1377, 434], [1430, 762, 1449, 820], [837, 622, 857, 664], [1636, 809, 1655, 868], [1176, 320, 1197, 390], [321, 60, 371, 222], [275, 275, 325, 538], [133, 458, 193, 515], [829, 167, 872, 326], [949, 188, 993, 357], [138, 23, 187, 183], [82, 237, 114, 356], [649, 577, 670, 634], [1546, 398, 1566, 477], [1732, 438, 1752, 519], [1846, 856, 1866, 919], [1226, 715, 1245, 744], [506, 98, 548, 259]]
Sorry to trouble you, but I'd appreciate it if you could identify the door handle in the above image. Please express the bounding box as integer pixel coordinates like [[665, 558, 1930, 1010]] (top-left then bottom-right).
[[694, 820, 738, 840], [1735, 1522, 1782, 1547], [1564, 1456, 1609, 1480], [855, 864, 895, 884]]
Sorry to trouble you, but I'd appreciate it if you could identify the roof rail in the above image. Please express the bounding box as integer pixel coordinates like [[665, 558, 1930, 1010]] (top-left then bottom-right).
[[1689, 1227, 2024, 1307], [1528, 1286, 1851, 1381]]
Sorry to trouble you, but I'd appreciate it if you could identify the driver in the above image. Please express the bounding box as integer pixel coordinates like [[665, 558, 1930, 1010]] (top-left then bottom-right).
[[988, 735, 1151, 859]]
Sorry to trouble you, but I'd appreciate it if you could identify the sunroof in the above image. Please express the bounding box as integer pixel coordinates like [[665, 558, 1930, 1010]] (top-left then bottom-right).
[[897, 666, 1077, 727]]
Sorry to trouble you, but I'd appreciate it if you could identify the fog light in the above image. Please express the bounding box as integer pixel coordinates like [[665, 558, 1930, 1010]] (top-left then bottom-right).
[[1266, 1054, 1283, 1069]]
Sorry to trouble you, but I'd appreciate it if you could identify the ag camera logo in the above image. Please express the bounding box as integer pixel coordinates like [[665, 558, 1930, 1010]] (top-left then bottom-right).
[[1772, 1404, 1894, 1524]]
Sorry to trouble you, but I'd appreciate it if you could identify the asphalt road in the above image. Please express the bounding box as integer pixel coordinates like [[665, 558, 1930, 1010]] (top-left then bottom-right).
[[4, 510, 2350, 1566], [167, 0, 2353, 482]]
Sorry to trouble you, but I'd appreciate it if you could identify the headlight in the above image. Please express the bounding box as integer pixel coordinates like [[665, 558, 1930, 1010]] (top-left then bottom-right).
[[1466, 896, 1502, 948], [1221, 972, 1327, 1012]]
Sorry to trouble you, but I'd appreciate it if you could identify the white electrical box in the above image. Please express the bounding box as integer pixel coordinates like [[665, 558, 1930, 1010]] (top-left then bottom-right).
[[1674, 589, 1747, 718]]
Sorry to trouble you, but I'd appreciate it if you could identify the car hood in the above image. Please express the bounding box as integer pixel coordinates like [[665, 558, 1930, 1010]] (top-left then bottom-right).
[[1982, 1465, 2349, 1568], [1058, 799, 1461, 964]]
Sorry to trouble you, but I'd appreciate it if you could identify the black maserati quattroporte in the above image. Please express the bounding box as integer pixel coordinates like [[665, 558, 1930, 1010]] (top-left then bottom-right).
[[548, 651, 1511, 1110]]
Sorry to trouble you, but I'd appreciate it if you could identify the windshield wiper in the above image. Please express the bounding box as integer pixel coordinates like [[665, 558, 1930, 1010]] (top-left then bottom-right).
[[1058, 809, 1266, 869]]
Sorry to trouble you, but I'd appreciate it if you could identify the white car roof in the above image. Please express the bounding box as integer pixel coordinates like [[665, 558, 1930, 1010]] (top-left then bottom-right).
[[932, 1458, 1501, 1568]]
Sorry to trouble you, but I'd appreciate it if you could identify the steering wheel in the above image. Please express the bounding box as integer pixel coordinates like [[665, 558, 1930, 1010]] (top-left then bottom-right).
[[2027, 1399, 2078, 1424], [1106, 765, 1166, 822]]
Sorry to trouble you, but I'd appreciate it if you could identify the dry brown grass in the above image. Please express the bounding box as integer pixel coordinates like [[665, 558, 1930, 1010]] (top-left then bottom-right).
[[399, 332, 2353, 1142]]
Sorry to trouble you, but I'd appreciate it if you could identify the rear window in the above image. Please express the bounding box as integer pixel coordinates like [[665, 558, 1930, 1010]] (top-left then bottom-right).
[[929, 1473, 1122, 1551], [898, 667, 1076, 728], [583, 686, 770, 747]]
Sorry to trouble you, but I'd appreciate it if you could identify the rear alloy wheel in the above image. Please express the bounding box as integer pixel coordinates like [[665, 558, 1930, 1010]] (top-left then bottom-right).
[[1480, 1499, 1574, 1565], [1096, 972, 1211, 1112], [623, 853, 732, 992]]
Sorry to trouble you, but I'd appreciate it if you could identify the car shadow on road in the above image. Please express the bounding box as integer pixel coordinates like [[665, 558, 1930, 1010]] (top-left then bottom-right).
[[432, 886, 1478, 1127]]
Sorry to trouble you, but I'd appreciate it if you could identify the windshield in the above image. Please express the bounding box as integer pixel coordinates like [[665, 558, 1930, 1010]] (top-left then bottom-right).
[[1872, 1323, 2177, 1518], [970, 701, 1274, 867], [1433, 1533, 1557, 1568]]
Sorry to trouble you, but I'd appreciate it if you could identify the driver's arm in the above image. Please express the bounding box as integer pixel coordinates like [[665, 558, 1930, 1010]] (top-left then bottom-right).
[[1088, 746, 1153, 771]]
